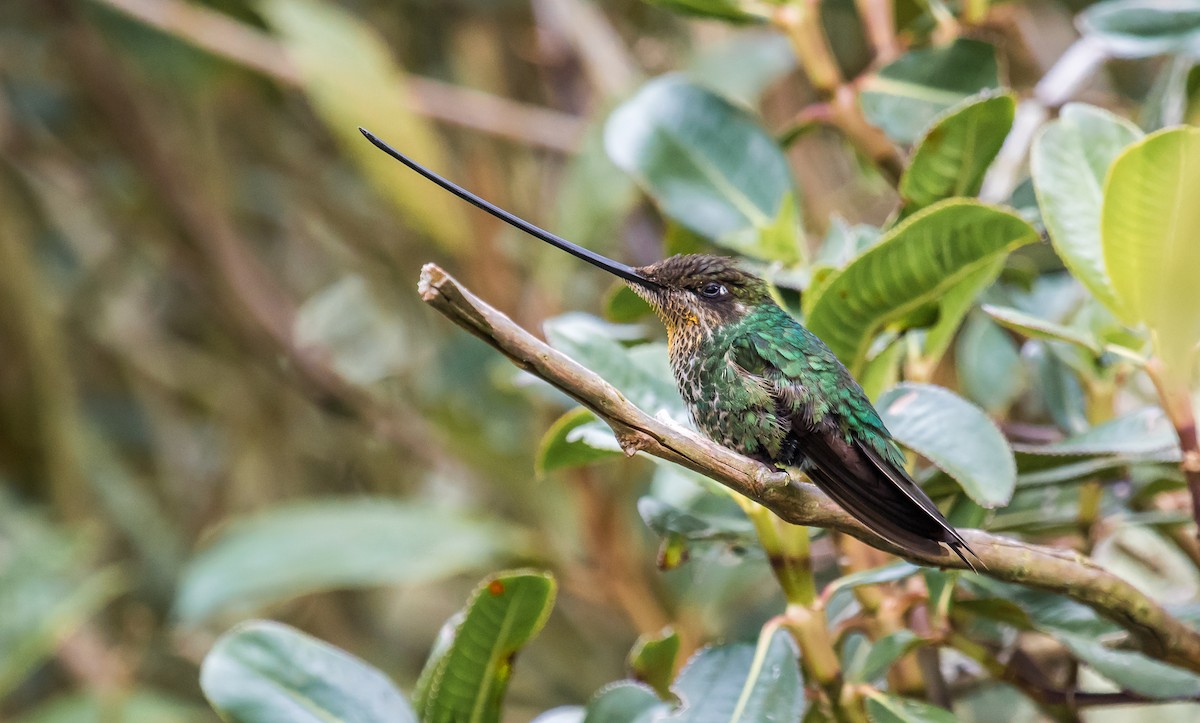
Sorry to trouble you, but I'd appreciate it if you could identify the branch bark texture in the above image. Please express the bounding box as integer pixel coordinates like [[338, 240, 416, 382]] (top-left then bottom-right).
[[418, 263, 1200, 673]]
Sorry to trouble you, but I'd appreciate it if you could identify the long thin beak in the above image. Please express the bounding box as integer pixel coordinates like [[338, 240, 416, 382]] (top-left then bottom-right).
[[359, 128, 661, 289]]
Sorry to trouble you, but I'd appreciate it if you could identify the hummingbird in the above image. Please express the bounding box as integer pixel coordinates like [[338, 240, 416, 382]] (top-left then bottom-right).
[[361, 128, 976, 568]]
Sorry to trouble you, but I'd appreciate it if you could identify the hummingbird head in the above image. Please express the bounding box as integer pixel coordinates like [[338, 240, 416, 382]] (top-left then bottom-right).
[[628, 255, 773, 340]]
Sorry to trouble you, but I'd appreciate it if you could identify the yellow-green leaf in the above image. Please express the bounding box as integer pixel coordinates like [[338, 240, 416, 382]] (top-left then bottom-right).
[[1102, 126, 1200, 378], [260, 0, 468, 251], [806, 200, 1038, 374]]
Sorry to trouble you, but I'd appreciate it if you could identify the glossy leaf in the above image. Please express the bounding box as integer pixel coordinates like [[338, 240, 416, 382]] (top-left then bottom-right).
[[920, 257, 1006, 363], [1015, 407, 1180, 460], [1079, 0, 1200, 58], [878, 383, 1017, 508], [1057, 631, 1200, 698], [666, 629, 804, 722], [605, 75, 802, 262], [1093, 525, 1200, 605], [956, 311, 1024, 415], [1031, 104, 1142, 315], [686, 33, 796, 106], [860, 39, 1000, 145], [628, 628, 681, 699], [416, 570, 556, 723], [175, 501, 518, 624], [1102, 126, 1200, 378], [865, 693, 956, 723], [965, 577, 1118, 637], [806, 200, 1038, 374], [537, 408, 622, 474], [531, 707, 585, 723], [544, 313, 685, 419], [637, 495, 755, 545], [849, 630, 922, 683], [200, 620, 416, 723], [823, 562, 920, 600], [259, 0, 467, 250], [604, 284, 654, 323], [982, 304, 1103, 355], [584, 682, 668, 723], [899, 92, 1016, 212]]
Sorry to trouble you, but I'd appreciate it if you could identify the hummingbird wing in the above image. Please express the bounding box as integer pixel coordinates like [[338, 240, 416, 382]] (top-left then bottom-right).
[[736, 325, 977, 567]]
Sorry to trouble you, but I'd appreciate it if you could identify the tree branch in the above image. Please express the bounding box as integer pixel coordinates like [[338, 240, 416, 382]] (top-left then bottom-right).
[[417, 263, 1200, 674]]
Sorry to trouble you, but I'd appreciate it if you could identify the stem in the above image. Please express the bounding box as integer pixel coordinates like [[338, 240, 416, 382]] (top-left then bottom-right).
[[854, 0, 899, 64], [773, 1, 843, 95], [1145, 357, 1200, 542], [741, 500, 817, 606], [784, 604, 857, 719], [1076, 378, 1116, 551]]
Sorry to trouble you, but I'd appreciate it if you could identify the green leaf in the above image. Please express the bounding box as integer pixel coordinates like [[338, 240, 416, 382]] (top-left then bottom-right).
[[849, 630, 923, 683], [1014, 407, 1179, 460], [666, 629, 804, 722], [1056, 631, 1200, 698], [175, 500, 519, 624], [646, 0, 763, 23], [920, 256, 1006, 363], [865, 693, 956, 723], [1092, 525, 1199, 604], [258, 0, 468, 251], [637, 495, 755, 546], [1102, 126, 1200, 378], [899, 92, 1016, 212], [982, 304, 1103, 355], [585, 682, 669, 723], [416, 570, 557, 723], [628, 628, 681, 699], [604, 284, 653, 323], [806, 200, 1038, 374], [823, 562, 920, 600], [686, 33, 796, 106], [200, 620, 416, 723], [531, 707, 585, 723], [1031, 103, 1143, 316], [860, 39, 1000, 145], [537, 408, 622, 475], [964, 577, 1118, 638], [1079, 0, 1200, 58], [878, 383, 1017, 508], [605, 75, 803, 263], [544, 313, 686, 418], [956, 311, 1025, 415]]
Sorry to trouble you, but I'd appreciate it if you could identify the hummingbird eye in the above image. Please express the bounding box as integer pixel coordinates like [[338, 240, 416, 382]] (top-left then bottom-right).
[[699, 282, 728, 299]]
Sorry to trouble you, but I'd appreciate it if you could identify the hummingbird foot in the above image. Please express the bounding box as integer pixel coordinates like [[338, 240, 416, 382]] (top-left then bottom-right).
[[753, 467, 792, 495]]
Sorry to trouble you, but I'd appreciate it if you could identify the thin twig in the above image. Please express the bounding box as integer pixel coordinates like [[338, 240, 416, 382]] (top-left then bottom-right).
[[88, 0, 585, 152], [418, 262, 1200, 673]]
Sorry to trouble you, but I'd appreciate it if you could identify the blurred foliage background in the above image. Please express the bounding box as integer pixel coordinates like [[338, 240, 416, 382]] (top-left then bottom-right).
[[3, 0, 1200, 721]]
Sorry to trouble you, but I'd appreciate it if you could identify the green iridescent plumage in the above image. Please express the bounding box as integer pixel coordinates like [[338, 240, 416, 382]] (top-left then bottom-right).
[[361, 132, 975, 566], [635, 255, 974, 565]]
